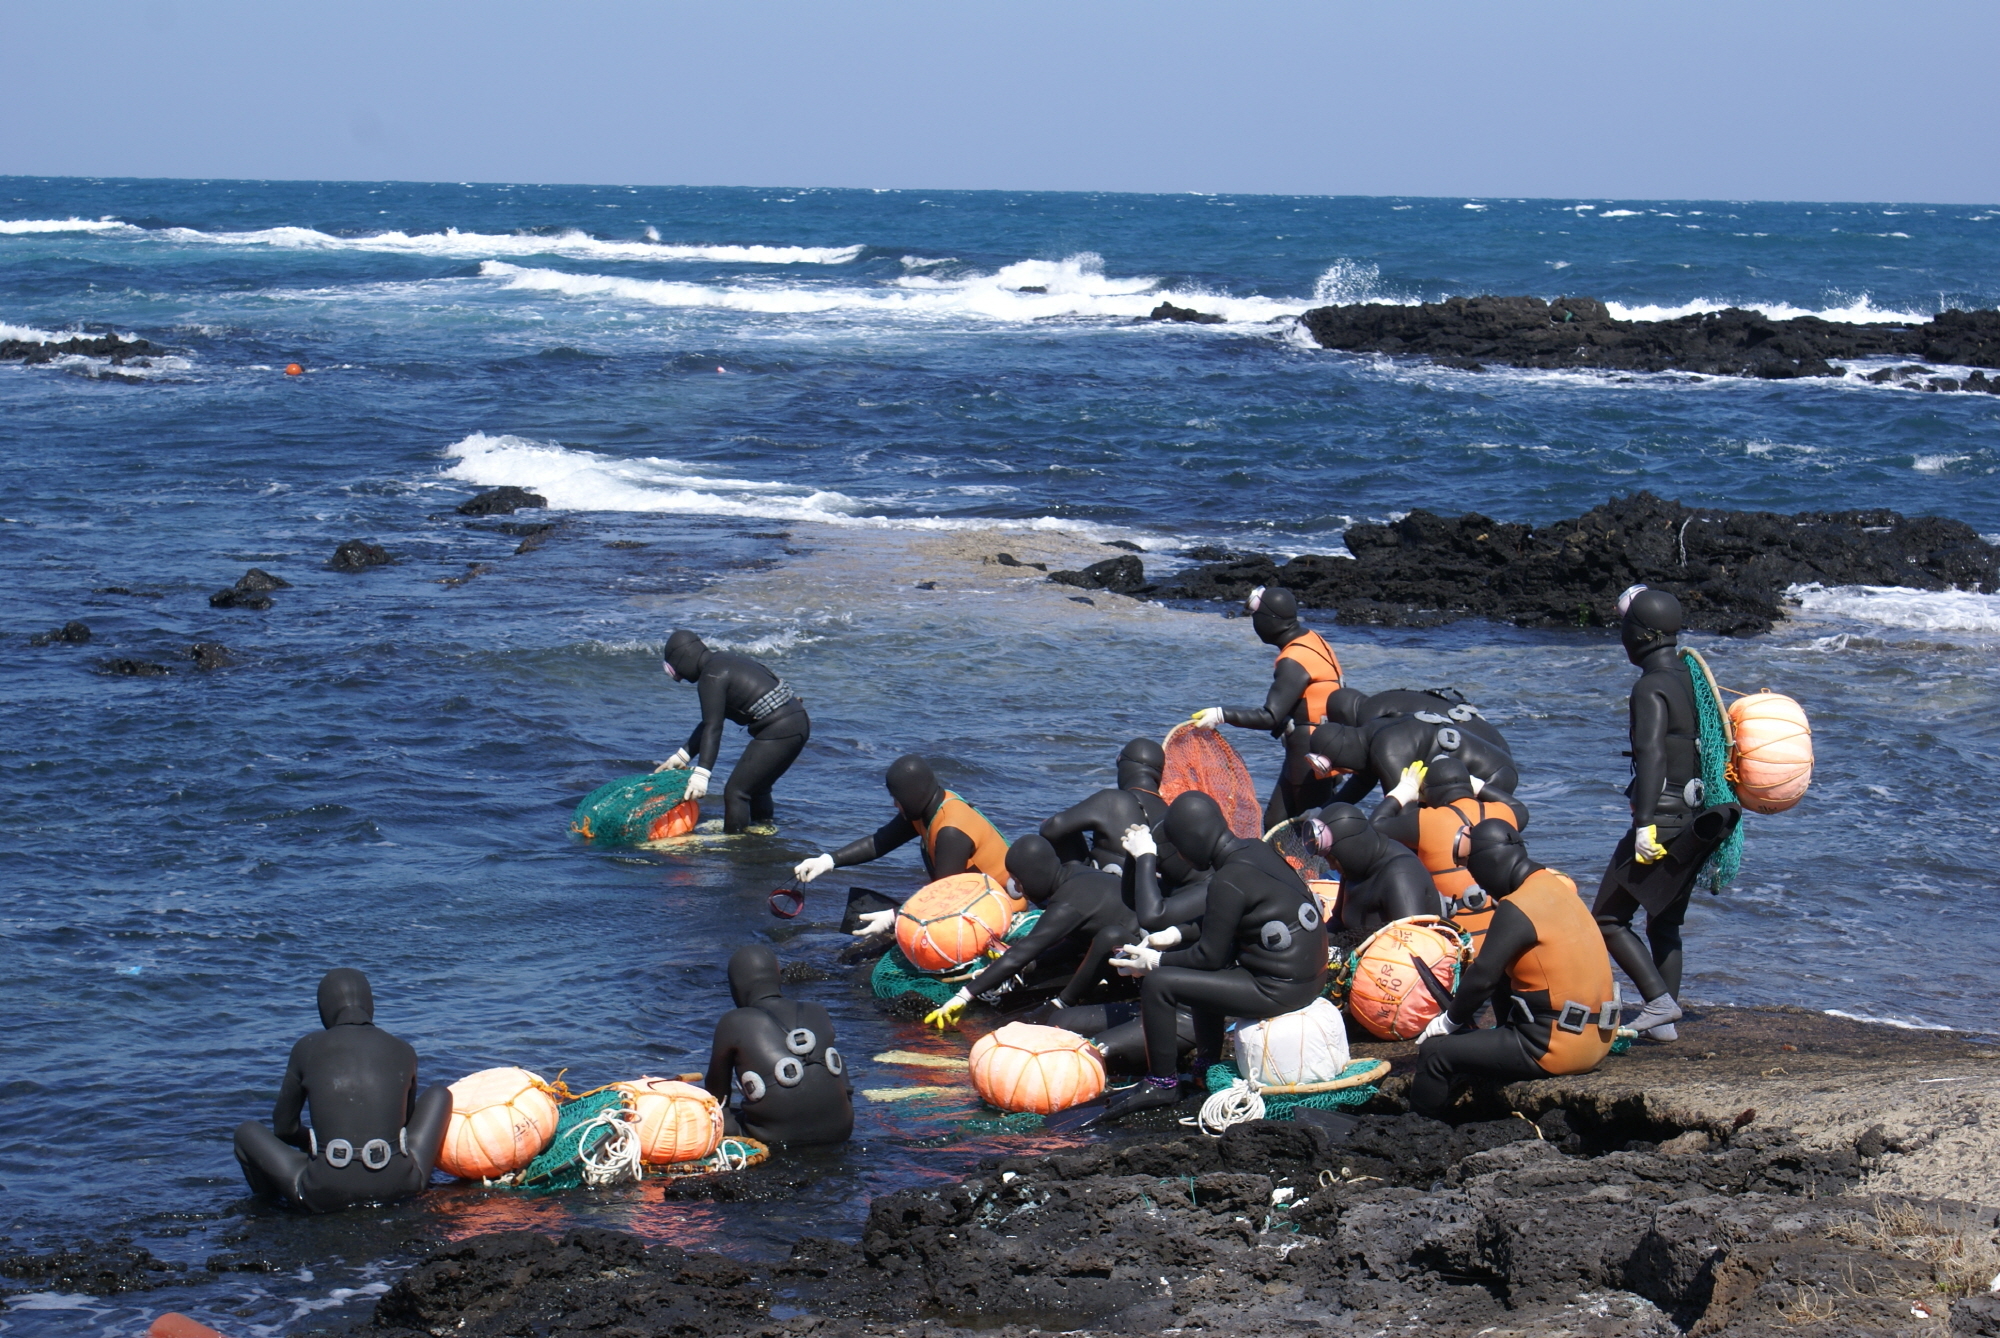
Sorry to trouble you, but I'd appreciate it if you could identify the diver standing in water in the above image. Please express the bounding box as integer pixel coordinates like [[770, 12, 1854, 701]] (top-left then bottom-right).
[[1592, 586, 1741, 1042], [705, 945, 852, 1146], [1189, 586, 1344, 828], [232, 969, 451, 1212], [658, 629, 811, 835], [793, 754, 1011, 886]]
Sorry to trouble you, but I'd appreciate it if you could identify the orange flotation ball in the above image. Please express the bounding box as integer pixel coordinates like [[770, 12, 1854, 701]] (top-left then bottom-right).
[[1306, 878, 1341, 929], [1346, 916, 1468, 1041], [437, 1067, 560, 1180], [894, 872, 1025, 973], [646, 798, 701, 841], [151, 1316, 227, 1338], [610, 1077, 723, 1165], [283, 363, 303, 376], [969, 1021, 1106, 1114], [1729, 691, 1813, 814]]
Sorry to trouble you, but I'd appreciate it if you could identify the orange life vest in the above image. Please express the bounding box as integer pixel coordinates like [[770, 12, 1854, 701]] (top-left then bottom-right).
[[914, 791, 1012, 884], [1417, 798, 1519, 899], [1444, 888, 1497, 961], [1503, 869, 1616, 1076], [1276, 630, 1343, 725]]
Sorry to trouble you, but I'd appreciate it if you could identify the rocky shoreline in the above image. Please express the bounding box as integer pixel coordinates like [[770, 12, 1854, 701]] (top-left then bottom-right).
[[1047, 491, 1999, 634], [315, 1007, 1998, 1338], [1294, 296, 2000, 385]]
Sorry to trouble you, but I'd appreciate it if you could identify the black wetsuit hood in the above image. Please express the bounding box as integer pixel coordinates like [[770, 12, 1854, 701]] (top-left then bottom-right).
[[663, 628, 709, 682], [317, 968, 374, 1028], [1165, 791, 1237, 870], [1619, 586, 1682, 666], [1116, 738, 1165, 791], [728, 944, 785, 1008], [1308, 722, 1371, 773], [1006, 834, 1064, 903], [1322, 686, 1367, 727], [886, 754, 944, 823], [1420, 757, 1477, 806], [1310, 803, 1394, 878], [1247, 585, 1302, 648], [1467, 818, 1540, 896]]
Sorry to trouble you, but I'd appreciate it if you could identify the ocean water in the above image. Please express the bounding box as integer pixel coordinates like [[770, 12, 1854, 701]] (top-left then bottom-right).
[[2, 179, 1998, 1336]]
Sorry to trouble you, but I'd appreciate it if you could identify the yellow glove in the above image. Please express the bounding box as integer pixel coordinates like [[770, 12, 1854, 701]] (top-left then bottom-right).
[[1388, 760, 1428, 806], [924, 987, 973, 1030], [1633, 824, 1667, 865]]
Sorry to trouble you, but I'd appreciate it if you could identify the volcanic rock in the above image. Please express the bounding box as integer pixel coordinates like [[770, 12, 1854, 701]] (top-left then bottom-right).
[[0, 1239, 196, 1295], [1146, 301, 1226, 325], [1147, 491, 1999, 634], [328, 539, 393, 571], [1048, 554, 1147, 595], [187, 642, 232, 670], [95, 658, 172, 676], [1298, 295, 2000, 378], [457, 486, 548, 516], [0, 333, 164, 366], [28, 620, 91, 646], [209, 568, 290, 609]]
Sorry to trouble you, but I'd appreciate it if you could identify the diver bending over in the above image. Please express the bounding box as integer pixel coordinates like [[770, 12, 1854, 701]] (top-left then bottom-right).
[[1099, 792, 1329, 1120], [1188, 586, 1345, 827], [1409, 821, 1618, 1119], [1306, 699, 1521, 808], [659, 629, 811, 834], [1593, 586, 1742, 1042], [923, 836, 1141, 1028], [794, 754, 1011, 890], [233, 969, 450, 1212], [705, 945, 852, 1146], [1303, 798, 1442, 932], [1369, 758, 1526, 900]]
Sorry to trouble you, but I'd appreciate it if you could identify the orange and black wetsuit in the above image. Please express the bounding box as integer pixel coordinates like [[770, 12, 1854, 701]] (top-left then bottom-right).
[[829, 789, 1011, 883]]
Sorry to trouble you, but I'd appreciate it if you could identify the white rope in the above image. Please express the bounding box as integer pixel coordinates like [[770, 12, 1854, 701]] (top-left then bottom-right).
[[1197, 1079, 1265, 1136], [577, 1107, 644, 1187], [711, 1140, 749, 1173]]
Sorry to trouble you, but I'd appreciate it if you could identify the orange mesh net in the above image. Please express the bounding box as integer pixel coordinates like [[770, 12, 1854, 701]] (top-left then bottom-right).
[[1161, 723, 1263, 840], [1264, 818, 1332, 879]]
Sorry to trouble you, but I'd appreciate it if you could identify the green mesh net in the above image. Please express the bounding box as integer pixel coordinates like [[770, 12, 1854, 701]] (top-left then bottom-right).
[[506, 1089, 632, 1192], [1682, 650, 1744, 892], [1203, 1062, 1381, 1115], [869, 909, 1046, 1007], [961, 1111, 1048, 1134], [569, 771, 693, 845]]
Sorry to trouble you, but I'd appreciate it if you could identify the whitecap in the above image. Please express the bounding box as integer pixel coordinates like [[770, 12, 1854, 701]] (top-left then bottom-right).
[[1788, 583, 2000, 633], [1912, 454, 1969, 472], [1823, 1009, 1958, 1031], [1606, 294, 1932, 323], [0, 216, 136, 234], [144, 223, 864, 264], [1599, 209, 1642, 218]]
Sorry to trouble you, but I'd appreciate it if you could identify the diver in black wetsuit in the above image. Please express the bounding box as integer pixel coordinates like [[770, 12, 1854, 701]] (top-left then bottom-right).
[[922, 836, 1140, 1028], [1099, 792, 1329, 1120], [1188, 586, 1345, 827], [793, 755, 1011, 888], [1040, 739, 1169, 871], [1306, 702, 1520, 808], [1592, 586, 1742, 1042], [659, 629, 811, 834], [233, 969, 451, 1212], [704, 945, 852, 1147], [1303, 802, 1441, 931]]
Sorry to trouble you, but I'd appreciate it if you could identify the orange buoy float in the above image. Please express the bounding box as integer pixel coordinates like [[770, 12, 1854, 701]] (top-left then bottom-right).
[[1728, 691, 1812, 814], [610, 1077, 723, 1165], [1306, 878, 1341, 929], [646, 798, 701, 841], [969, 1021, 1106, 1114], [437, 1067, 560, 1180], [150, 1316, 227, 1338], [283, 363, 303, 376], [894, 872, 1026, 973], [1345, 916, 1468, 1041]]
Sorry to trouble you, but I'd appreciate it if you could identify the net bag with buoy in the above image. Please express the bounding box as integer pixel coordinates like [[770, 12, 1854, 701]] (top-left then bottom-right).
[[610, 1077, 724, 1166], [1728, 691, 1813, 815], [894, 872, 1027, 974], [1162, 723, 1263, 840], [1345, 916, 1470, 1041], [969, 1021, 1106, 1114], [568, 771, 700, 845], [438, 1067, 562, 1180], [872, 907, 1043, 1012]]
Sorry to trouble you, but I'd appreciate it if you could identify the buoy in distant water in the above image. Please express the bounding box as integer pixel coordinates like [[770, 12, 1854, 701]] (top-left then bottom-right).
[[284, 363, 303, 376]]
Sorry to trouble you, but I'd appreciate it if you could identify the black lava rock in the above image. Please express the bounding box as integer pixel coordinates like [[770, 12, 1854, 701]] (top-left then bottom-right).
[[209, 568, 290, 609], [456, 486, 548, 516], [234, 568, 289, 592], [0, 1240, 195, 1295], [96, 658, 171, 676], [187, 642, 232, 670], [328, 539, 393, 571], [1146, 301, 1226, 325], [1048, 554, 1146, 595], [0, 333, 164, 366], [1298, 295, 2000, 378], [994, 552, 1047, 571], [1146, 491, 1998, 635], [28, 621, 91, 645]]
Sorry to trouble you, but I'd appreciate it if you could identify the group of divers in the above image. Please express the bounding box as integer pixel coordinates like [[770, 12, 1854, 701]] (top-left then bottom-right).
[[235, 583, 1737, 1212]]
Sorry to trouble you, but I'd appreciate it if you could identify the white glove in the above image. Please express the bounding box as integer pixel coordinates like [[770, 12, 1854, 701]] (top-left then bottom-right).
[[795, 853, 836, 883], [683, 767, 711, 800], [1145, 925, 1183, 949], [1122, 823, 1157, 859], [1190, 708, 1225, 730], [1416, 1011, 1461, 1043], [1634, 824, 1669, 864], [1110, 943, 1161, 976], [850, 907, 896, 937], [1388, 760, 1427, 806], [1468, 773, 1486, 795], [654, 748, 691, 773]]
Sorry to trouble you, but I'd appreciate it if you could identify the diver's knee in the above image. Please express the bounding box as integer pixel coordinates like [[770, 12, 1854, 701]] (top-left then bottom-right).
[[1594, 913, 1631, 934]]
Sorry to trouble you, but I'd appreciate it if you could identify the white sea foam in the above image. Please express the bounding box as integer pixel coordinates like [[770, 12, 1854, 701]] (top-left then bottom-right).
[[0, 321, 70, 342], [1823, 1009, 1956, 1031], [1605, 295, 1932, 323], [1912, 454, 1970, 472], [441, 432, 1147, 537], [0, 217, 136, 235], [1788, 582, 2000, 633], [479, 253, 1319, 325], [1598, 209, 1642, 218]]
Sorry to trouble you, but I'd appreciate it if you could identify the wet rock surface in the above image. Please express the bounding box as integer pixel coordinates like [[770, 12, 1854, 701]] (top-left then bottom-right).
[[1145, 301, 1225, 325], [1143, 491, 1999, 634], [0, 1239, 197, 1296], [27, 620, 91, 646], [209, 568, 290, 610], [456, 486, 548, 516], [0, 332, 164, 366], [1298, 295, 2000, 379], [328, 540, 394, 572]]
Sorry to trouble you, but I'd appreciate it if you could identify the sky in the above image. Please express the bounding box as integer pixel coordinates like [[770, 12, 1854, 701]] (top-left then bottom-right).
[[5, 1, 1998, 203]]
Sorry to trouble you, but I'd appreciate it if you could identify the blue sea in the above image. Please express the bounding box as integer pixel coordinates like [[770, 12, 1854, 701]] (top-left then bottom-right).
[[3, 179, 1998, 1336]]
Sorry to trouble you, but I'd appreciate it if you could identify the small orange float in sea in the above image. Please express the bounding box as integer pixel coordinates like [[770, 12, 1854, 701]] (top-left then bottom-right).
[[284, 363, 303, 376]]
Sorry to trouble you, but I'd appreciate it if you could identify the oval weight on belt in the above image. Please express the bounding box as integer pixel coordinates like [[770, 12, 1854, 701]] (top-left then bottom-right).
[[1448, 703, 1482, 722], [1436, 727, 1462, 751], [1683, 777, 1706, 808], [774, 1056, 805, 1087], [1298, 899, 1322, 932], [786, 1027, 817, 1056], [740, 1070, 767, 1102], [361, 1138, 393, 1170], [323, 1138, 354, 1168], [1260, 919, 1294, 952], [824, 1046, 844, 1076]]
